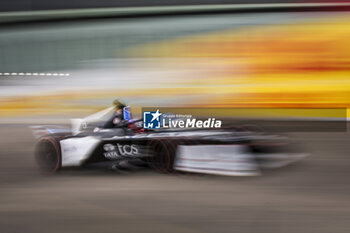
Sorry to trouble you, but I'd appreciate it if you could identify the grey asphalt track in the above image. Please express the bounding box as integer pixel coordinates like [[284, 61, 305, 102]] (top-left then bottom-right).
[[0, 125, 349, 233]]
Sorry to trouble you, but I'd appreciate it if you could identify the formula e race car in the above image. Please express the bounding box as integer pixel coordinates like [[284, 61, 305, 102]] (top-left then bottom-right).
[[31, 106, 308, 176]]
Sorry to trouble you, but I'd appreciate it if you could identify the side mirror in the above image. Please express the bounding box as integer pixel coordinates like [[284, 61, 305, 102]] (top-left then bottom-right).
[[123, 106, 132, 121]]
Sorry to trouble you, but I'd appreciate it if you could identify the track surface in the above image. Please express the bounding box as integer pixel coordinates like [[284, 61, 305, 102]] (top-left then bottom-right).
[[0, 126, 349, 233]]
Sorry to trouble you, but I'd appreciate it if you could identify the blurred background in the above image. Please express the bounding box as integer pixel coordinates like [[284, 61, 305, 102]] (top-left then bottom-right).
[[1, 1, 350, 233], [1, 0, 350, 122]]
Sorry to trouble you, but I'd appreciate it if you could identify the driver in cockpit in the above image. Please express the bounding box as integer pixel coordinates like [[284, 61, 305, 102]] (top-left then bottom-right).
[[102, 100, 126, 128]]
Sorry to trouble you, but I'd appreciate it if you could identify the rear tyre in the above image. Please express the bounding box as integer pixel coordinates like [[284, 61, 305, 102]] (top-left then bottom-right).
[[148, 140, 176, 173]]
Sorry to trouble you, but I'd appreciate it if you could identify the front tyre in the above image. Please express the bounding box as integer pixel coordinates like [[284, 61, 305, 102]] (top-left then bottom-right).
[[35, 136, 61, 173]]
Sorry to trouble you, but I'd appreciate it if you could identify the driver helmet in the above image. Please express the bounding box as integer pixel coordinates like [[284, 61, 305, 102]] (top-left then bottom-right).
[[113, 99, 126, 110]]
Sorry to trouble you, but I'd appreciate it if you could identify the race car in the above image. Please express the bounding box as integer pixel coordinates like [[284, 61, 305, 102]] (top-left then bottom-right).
[[31, 106, 308, 176]]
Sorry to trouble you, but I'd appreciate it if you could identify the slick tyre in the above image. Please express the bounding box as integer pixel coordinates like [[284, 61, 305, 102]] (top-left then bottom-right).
[[148, 140, 176, 173], [35, 136, 62, 173]]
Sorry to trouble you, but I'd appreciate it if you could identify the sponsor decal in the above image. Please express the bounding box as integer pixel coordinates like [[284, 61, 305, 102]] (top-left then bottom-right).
[[143, 109, 221, 129], [103, 143, 139, 160]]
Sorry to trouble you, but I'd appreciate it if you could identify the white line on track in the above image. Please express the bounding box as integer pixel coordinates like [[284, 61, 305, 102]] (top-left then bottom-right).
[[0, 73, 70, 76]]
